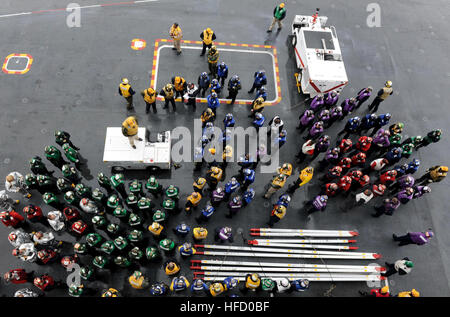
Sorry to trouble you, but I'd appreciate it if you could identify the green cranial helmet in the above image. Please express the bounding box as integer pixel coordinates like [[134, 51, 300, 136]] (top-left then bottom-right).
[[107, 223, 119, 233], [55, 130, 63, 137], [62, 143, 70, 150], [44, 146, 52, 153], [262, 278, 275, 290]]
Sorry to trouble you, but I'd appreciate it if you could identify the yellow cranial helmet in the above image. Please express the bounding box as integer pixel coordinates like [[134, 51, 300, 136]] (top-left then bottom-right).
[[251, 273, 259, 282], [385, 80, 392, 88], [122, 78, 129, 85]]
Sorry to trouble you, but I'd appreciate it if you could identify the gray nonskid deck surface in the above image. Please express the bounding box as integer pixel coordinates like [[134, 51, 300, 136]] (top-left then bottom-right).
[[0, 0, 449, 297]]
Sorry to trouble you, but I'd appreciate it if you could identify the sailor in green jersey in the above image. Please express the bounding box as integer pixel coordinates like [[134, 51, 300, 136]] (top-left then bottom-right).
[[128, 247, 144, 263], [57, 178, 75, 193], [91, 215, 107, 228], [114, 256, 131, 268], [79, 266, 95, 281], [126, 192, 139, 212], [145, 246, 161, 261], [128, 213, 143, 228], [113, 206, 129, 220], [42, 192, 64, 209], [159, 238, 176, 253], [44, 145, 67, 169], [55, 130, 80, 150], [110, 173, 128, 198], [92, 188, 107, 206], [74, 183, 92, 199], [153, 209, 167, 223], [74, 242, 93, 256], [389, 133, 402, 147], [100, 241, 116, 255], [261, 278, 276, 293], [61, 164, 80, 184], [129, 179, 144, 197], [68, 284, 84, 297], [162, 198, 179, 214], [128, 229, 144, 245], [106, 194, 121, 213], [29, 156, 54, 176], [402, 135, 423, 149], [145, 176, 163, 197], [86, 233, 104, 248], [93, 255, 108, 269], [165, 184, 180, 201], [25, 173, 43, 193], [97, 172, 114, 194], [113, 236, 129, 251], [137, 197, 152, 214], [106, 223, 121, 238], [64, 191, 80, 207], [62, 143, 80, 165], [401, 142, 414, 158], [416, 129, 442, 150], [36, 174, 58, 194]]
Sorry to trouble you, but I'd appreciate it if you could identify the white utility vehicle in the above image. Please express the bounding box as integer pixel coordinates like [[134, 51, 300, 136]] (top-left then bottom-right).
[[103, 127, 171, 172], [292, 11, 348, 97]]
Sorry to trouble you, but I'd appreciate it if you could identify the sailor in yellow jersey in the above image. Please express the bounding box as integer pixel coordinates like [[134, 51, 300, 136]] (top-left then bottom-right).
[[241, 273, 261, 293], [397, 289, 420, 297], [141, 87, 157, 114], [169, 22, 183, 55], [200, 28, 216, 56], [164, 260, 180, 276], [209, 282, 225, 297], [128, 271, 149, 290], [148, 222, 165, 239], [101, 288, 120, 297], [368, 80, 393, 113], [121, 116, 143, 149], [193, 227, 208, 241], [185, 191, 202, 213], [118, 78, 135, 110]]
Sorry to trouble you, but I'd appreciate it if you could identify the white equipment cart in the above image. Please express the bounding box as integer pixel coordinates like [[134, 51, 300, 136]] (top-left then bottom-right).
[[103, 127, 171, 173], [291, 12, 348, 97]]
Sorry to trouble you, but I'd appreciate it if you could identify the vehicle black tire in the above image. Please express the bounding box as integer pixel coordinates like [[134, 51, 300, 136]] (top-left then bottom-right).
[[111, 166, 125, 174], [146, 166, 161, 173]]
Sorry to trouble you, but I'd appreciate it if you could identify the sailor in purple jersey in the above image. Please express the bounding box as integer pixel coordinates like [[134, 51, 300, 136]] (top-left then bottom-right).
[[393, 230, 434, 246], [326, 106, 343, 127], [297, 109, 315, 132], [309, 94, 325, 112], [318, 147, 340, 170], [412, 185, 431, 199], [396, 187, 414, 204], [305, 195, 328, 214], [304, 121, 324, 141], [355, 86, 372, 108], [324, 90, 339, 108], [341, 98, 357, 117]]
